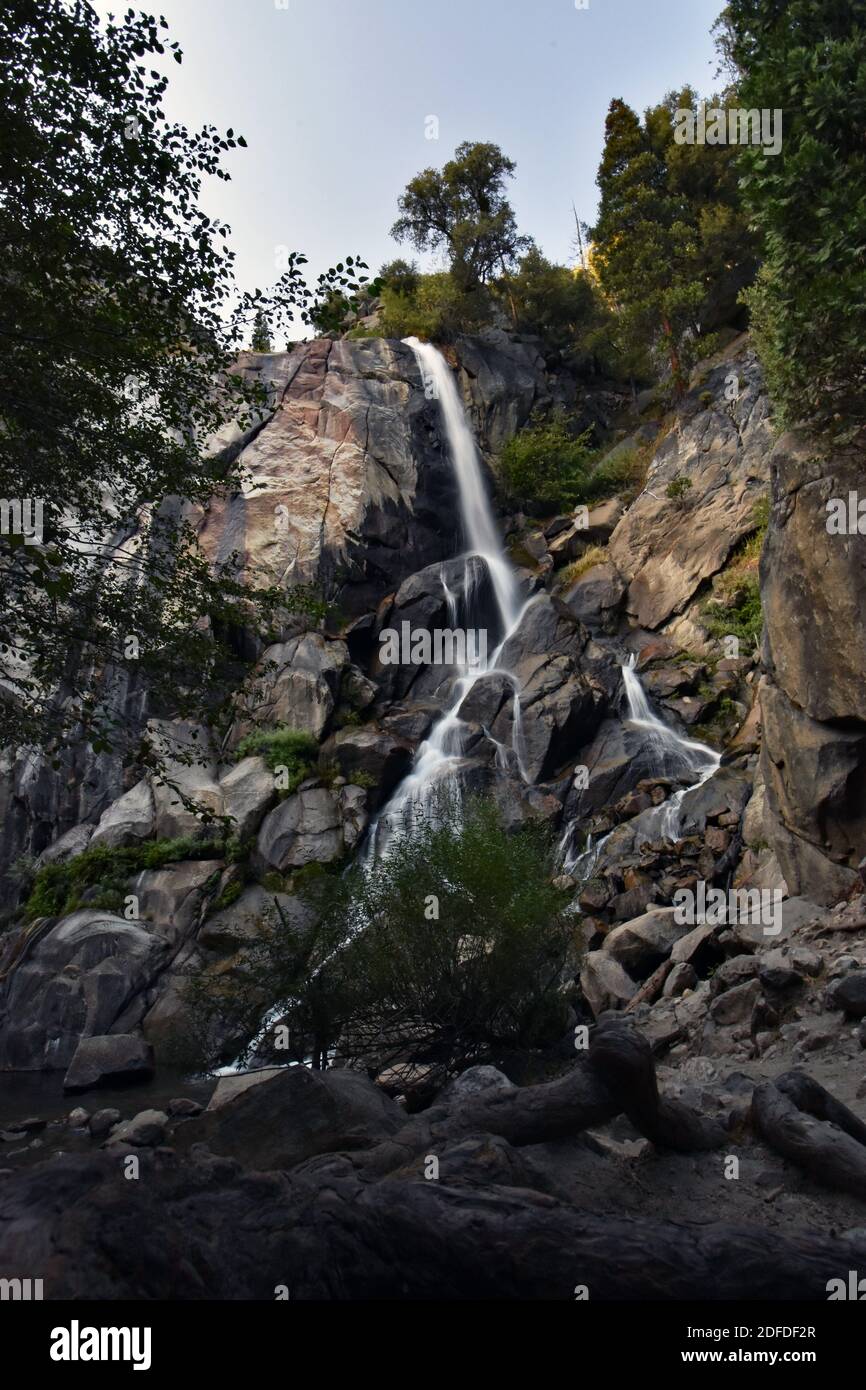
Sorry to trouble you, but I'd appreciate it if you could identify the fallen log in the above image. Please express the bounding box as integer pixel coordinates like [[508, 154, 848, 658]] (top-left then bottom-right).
[[752, 1071, 866, 1199]]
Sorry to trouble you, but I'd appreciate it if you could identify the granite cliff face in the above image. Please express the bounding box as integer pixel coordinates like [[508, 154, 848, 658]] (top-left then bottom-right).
[[0, 331, 864, 1081]]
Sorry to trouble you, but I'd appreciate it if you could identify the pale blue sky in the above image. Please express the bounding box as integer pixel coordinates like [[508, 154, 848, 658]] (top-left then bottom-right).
[[95, 0, 724, 327]]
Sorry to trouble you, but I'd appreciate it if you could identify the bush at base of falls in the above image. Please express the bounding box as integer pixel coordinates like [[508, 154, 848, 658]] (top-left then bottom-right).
[[183, 796, 578, 1076]]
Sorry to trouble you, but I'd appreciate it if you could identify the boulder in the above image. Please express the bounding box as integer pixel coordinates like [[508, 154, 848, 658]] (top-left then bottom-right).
[[709, 978, 762, 1025], [88, 1108, 121, 1140], [89, 779, 155, 850], [580, 952, 638, 1017], [602, 907, 685, 974], [828, 972, 866, 1019], [148, 720, 224, 839], [233, 635, 348, 743], [63, 1034, 155, 1094], [320, 727, 412, 809], [565, 562, 627, 631], [219, 756, 277, 840], [133, 859, 224, 943], [255, 787, 345, 871], [0, 910, 169, 1071], [106, 1108, 168, 1148], [176, 1066, 404, 1171]]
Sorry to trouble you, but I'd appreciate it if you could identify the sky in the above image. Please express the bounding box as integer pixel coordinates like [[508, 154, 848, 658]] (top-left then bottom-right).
[[94, 0, 724, 332]]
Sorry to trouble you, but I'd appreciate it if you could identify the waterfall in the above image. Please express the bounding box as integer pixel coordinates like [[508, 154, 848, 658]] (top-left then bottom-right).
[[365, 340, 529, 856], [561, 655, 720, 875]]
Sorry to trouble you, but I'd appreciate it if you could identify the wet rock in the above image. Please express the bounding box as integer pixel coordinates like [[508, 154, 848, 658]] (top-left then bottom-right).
[[89, 1109, 121, 1140], [67, 1108, 90, 1129], [106, 1109, 168, 1148]]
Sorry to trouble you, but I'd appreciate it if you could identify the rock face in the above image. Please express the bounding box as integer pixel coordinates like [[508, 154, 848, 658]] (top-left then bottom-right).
[[608, 345, 772, 629], [0, 911, 169, 1071], [759, 429, 866, 903]]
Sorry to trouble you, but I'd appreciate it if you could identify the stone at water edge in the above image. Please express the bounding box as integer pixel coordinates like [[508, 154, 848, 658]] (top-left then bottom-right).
[[63, 1034, 155, 1094], [105, 1109, 168, 1148]]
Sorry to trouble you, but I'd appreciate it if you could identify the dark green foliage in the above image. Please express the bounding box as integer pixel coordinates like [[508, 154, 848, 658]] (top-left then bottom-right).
[[235, 726, 318, 791], [496, 249, 611, 359], [23, 834, 236, 921], [591, 89, 757, 392], [500, 414, 652, 513], [499, 414, 597, 512], [249, 309, 272, 352], [187, 796, 576, 1074], [375, 270, 491, 341], [720, 0, 866, 428], [391, 141, 531, 293]]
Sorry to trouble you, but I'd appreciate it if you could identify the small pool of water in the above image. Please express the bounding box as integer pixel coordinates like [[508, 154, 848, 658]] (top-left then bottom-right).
[[0, 1069, 217, 1169]]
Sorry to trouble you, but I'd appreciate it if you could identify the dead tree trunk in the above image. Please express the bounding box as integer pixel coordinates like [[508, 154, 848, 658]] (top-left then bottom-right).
[[752, 1069, 866, 1199]]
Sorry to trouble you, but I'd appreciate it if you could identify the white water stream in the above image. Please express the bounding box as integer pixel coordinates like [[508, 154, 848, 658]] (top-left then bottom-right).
[[365, 339, 533, 856]]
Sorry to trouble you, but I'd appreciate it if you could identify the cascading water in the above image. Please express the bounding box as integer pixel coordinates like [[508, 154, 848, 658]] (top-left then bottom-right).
[[365, 339, 530, 857], [560, 654, 720, 876]]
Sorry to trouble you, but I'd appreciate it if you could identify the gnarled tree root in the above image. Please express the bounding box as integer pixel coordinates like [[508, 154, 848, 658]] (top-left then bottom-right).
[[588, 1015, 727, 1151], [752, 1069, 866, 1200]]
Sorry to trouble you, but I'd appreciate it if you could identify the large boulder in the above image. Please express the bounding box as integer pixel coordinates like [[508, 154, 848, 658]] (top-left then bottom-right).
[[0, 911, 169, 1070], [174, 1065, 404, 1171], [89, 780, 154, 850], [602, 907, 687, 975], [63, 1034, 155, 1094], [219, 756, 277, 840], [232, 635, 348, 743], [319, 727, 412, 809], [255, 786, 364, 871]]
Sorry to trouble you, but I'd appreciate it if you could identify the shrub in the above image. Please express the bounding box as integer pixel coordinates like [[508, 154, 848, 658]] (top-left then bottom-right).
[[499, 413, 596, 512], [23, 835, 231, 921], [235, 726, 318, 792], [665, 475, 693, 504], [186, 795, 577, 1074], [375, 271, 491, 342]]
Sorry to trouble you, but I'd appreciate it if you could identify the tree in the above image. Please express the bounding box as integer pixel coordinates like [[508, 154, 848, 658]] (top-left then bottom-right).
[[591, 91, 755, 394], [495, 248, 608, 357], [249, 309, 272, 352], [0, 1, 368, 774], [391, 141, 531, 293], [718, 0, 866, 429]]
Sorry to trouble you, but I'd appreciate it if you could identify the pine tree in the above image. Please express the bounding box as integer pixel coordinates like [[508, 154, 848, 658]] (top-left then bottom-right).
[[250, 309, 273, 352]]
